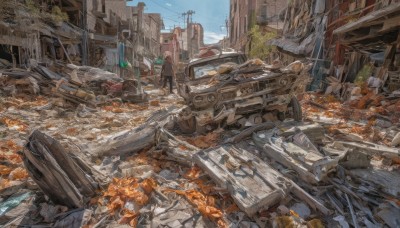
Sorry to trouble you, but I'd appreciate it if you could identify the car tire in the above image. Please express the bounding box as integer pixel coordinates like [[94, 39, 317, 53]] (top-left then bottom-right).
[[290, 97, 302, 122], [177, 116, 196, 134], [277, 111, 285, 121]]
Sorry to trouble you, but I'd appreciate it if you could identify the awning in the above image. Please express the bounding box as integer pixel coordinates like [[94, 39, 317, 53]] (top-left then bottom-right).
[[53, 22, 82, 39], [269, 33, 315, 56], [91, 33, 118, 42], [332, 3, 400, 52], [333, 3, 400, 35]]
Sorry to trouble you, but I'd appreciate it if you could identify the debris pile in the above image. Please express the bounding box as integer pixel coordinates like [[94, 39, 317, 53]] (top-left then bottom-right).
[[177, 54, 311, 133], [1, 62, 147, 107], [0, 59, 399, 228]]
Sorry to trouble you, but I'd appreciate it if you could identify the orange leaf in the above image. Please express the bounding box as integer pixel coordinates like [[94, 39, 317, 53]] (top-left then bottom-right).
[[129, 217, 138, 227], [217, 219, 229, 228], [185, 166, 202, 179], [9, 167, 29, 180], [0, 178, 11, 190], [141, 178, 157, 194], [108, 196, 124, 213], [290, 209, 300, 218], [0, 117, 28, 132], [0, 165, 13, 176], [198, 205, 223, 219], [207, 196, 216, 207]]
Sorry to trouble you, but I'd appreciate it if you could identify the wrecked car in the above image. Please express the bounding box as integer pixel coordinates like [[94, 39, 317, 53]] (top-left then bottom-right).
[[176, 48, 310, 133]]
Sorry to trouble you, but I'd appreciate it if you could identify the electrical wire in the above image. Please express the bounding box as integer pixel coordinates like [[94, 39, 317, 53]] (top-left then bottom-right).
[[148, 0, 181, 15], [163, 16, 181, 24]]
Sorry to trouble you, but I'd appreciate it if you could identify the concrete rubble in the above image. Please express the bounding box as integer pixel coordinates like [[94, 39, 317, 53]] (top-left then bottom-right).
[[1, 59, 400, 228]]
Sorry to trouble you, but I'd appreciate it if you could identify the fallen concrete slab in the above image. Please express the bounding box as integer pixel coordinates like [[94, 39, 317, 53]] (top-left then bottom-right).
[[193, 145, 292, 216], [333, 141, 400, 159], [253, 129, 339, 184]]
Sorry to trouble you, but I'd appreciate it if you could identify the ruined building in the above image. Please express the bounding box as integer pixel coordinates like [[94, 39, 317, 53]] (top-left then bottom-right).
[[0, 0, 163, 77], [268, 0, 400, 92], [229, 0, 288, 52]]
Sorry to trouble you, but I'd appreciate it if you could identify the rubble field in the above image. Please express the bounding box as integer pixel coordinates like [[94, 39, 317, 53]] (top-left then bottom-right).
[[1, 61, 400, 228]]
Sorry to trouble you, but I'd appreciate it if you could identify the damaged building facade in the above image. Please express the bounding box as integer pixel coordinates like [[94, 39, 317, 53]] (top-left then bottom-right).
[[268, 0, 400, 92], [1, 1, 400, 228], [0, 0, 163, 77], [229, 0, 288, 52], [161, 23, 205, 62]]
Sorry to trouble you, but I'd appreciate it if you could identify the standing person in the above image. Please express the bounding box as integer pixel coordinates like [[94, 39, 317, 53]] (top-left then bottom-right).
[[161, 56, 174, 94]]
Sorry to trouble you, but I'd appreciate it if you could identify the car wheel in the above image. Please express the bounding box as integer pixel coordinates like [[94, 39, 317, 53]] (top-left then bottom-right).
[[290, 97, 302, 122], [177, 116, 196, 134], [277, 111, 285, 121]]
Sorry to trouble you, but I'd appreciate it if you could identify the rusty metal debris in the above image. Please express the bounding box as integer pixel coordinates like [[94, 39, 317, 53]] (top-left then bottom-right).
[[1, 59, 399, 228], [1, 52, 400, 228], [176, 52, 310, 133]]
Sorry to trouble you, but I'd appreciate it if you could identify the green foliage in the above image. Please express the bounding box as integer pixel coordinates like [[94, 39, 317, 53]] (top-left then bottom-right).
[[355, 64, 373, 86], [26, 0, 39, 15], [24, 1, 68, 23], [51, 6, 69, 22], [249, 12, 257, 30], [248, 25, 276, 59]]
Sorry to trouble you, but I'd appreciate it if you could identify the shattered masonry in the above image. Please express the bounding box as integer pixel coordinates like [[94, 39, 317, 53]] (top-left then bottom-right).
[[1, 0, 400, 228]]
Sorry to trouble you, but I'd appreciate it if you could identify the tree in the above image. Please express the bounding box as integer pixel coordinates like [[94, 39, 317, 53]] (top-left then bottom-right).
[[248, 25, 276, 60]]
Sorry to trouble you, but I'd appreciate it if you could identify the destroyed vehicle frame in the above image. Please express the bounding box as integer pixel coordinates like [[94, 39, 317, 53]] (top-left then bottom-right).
[[176, 51, 305, 133]]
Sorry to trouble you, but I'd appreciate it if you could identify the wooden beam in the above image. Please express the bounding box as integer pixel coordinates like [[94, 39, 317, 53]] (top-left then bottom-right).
[[381, 14, 400, 31], [0, 35, 28, 47], [65, 0, 81, 9], [333, 3, 400, 34], [22, 130, 97, 208]]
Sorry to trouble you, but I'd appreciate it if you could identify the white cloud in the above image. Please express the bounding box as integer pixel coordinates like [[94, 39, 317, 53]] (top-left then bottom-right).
[[165, 3, 172, 7], [203, 31, 226, 44]]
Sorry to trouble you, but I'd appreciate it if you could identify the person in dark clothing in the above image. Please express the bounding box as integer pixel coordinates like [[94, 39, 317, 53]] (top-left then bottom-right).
[[161, 56, 174, 93]]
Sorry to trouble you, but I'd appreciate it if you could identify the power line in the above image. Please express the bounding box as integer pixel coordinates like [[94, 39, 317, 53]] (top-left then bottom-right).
[[163, 16, 181, 24], [148, 0, 181, 15]]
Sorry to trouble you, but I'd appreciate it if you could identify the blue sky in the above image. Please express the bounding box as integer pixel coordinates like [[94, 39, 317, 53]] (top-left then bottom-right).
[[127, 0, 230, 44]]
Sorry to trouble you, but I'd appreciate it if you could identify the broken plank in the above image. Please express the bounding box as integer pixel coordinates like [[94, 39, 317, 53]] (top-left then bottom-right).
[[291, 182, 332, 215], [336, 141, 400, 159], [91, 123, 158, 158], [193, 145, 292, 216], [349, 168, 400, 197], [253, 132, 319, 184], [225, 121, 276, 144], [91, 109, 174, 158], [22, 130, 97, 208]]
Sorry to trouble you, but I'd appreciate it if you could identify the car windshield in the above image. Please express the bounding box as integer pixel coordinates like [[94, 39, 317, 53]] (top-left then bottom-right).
[[191, 56, 242, 79]]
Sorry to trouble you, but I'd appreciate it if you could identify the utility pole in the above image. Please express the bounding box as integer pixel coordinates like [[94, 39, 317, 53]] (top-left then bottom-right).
[[186, 10, 195, 24], [82, 0, 88, 65], [186, 10, 195, 59], [275, 0, 278, 32], [225, 17, 229, 37], [182, 12, 187, 28]]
